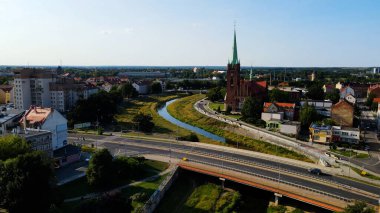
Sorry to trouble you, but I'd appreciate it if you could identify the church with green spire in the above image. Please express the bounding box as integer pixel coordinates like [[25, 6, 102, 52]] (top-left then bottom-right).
[[225, 28, 267, 111]]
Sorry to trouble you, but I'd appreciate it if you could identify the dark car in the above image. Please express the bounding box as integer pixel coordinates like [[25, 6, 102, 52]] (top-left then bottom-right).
[[308, 168, 322, 175]]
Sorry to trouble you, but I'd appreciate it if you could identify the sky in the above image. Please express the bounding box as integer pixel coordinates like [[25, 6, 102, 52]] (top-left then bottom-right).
[[0, 0, 379, 67]]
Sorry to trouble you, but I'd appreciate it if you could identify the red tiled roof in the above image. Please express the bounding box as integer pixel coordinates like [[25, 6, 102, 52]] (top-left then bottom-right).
[[373, 98, 380, 103], [20, 106, 52, 126], [263, 102, 295, 112]]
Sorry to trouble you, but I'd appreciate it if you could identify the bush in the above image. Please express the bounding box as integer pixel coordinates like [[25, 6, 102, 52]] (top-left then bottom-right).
[[130, 192, 149, 202], [113, 156, 141, 179], [178, 132, 199, 142], [267, 205, 287, 213]]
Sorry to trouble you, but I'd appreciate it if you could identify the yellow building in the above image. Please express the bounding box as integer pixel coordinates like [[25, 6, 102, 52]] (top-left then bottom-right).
[[0, 85, 13, 104], [309, 123, 332, 144]]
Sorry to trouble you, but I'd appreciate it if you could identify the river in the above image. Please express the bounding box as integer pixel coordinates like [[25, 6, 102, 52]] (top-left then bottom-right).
[[157, 99, 226, 143]]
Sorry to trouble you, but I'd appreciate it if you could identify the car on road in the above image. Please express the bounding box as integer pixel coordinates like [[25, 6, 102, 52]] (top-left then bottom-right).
[[308, 168, 322, 175], [182, 157, 188, 161]]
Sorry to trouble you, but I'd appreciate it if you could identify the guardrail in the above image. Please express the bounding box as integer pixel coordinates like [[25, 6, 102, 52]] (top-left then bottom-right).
[[185, 158, 353, 203]]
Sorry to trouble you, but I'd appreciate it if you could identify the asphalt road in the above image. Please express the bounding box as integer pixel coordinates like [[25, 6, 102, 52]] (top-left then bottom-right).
[[70, 133, 380, 205]]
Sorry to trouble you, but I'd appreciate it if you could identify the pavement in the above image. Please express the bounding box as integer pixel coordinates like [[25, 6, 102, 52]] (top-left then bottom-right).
[[68, 133, 380, 205]]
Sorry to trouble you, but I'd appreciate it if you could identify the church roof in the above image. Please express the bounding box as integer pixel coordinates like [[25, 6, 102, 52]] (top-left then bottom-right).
[[231, 29, 239, 66]]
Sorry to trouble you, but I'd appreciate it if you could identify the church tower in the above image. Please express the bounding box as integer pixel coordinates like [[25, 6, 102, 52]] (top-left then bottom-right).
[[225, 28, 241, 111]]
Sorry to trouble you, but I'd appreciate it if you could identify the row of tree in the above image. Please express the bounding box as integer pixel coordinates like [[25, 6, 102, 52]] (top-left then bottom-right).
[[0, 136, 57, 213]]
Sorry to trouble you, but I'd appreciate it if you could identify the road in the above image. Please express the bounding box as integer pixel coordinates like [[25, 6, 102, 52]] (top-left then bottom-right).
[[197, 99, 380, 174], [69, 133, 380, 205]]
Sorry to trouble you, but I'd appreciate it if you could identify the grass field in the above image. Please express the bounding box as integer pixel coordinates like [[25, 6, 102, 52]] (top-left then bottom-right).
[[158, 182, 240, 213], [115, 94, 215, 143], [167, 94, 312, 162], [209, 102, 225, 111]]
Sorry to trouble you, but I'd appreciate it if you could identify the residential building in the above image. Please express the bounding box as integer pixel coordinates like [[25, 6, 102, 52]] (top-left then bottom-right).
[[335, 82, 344, 90], [373, 67, 380, 74], [49, 78, 99, 112], [368, 84, 380, 98], [280, 121, 301, 137], [309, 123, 332, 144], [0, 109, 24, 135], [262, 102, 296, 121], [54, 144, 81, 167], [225, 30, 267, 111], [133, 81, 150, 94], [309, 123, 360, 144], [118, 71, 167, 79], [300, 100, 332, 117], [0, 85, 13, 104], [349, 83, 369, 98], [261, 102, 300, 136], [323, 84, 335, 94], [340, 86, 355, 99], [344, 94, 356, 105], [13, 68, 56, 110], [331, 100, 354, 127], [20, 106, 67, 150], [331, 126, 360, 144], [16, 128, 53, 157]]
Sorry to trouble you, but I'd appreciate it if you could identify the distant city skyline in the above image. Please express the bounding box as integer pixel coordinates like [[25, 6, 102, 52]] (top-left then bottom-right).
[[0, 0, 379, 67]]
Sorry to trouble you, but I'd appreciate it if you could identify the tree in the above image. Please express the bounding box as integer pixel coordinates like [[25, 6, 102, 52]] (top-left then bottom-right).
[[343, 201, 375, 213], [0, 135, 31, 161], [0, 151, 54, 213], [207, 87, 226, 102], [325, 89, 340, 104], [113, 156, 141, 179], [299, 102, 319, 128], [132, 113, 155, 132], [86, 149, 114, 188], [75, 192, 132, 213], [269, 88, 289, 102], [306, 84, 324, 100], [151, 82, 163, 94], [119, 82, 138, 98], [366, 93, 376, 107], [241, 97, 263, 122]]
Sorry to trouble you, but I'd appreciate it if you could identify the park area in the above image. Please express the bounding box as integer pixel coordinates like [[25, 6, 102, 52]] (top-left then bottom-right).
[[59, 155, 170, 212]]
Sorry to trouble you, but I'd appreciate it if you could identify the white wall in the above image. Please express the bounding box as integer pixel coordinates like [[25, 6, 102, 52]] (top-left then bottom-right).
[[41, 110, 68, 150]]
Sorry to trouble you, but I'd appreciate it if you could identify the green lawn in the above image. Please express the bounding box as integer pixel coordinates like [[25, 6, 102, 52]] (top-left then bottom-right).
[[115, 94, 215, 143], [157, 182, 240, 213], [330, 149, 369, 159], [351, 167, 380, 181], [209, 102, 225, 111], [167, 94, 312, 162]]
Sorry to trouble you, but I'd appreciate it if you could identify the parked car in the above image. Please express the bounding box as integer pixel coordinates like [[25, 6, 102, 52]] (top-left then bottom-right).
[[308, 168, 322, 175]]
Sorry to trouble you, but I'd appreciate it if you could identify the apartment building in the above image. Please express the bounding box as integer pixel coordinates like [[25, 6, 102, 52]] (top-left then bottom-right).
[[13, 68, 99, 112], [20, 106, 67, 150], [13, 68, 57, 110]]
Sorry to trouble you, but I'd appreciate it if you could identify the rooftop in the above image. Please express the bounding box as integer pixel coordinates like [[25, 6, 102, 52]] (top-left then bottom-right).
[[20, 106, 53, 126]]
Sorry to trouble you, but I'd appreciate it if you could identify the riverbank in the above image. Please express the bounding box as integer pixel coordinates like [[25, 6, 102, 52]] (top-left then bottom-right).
[[167, 94, 312, 162], [114, 94, 215, 144]]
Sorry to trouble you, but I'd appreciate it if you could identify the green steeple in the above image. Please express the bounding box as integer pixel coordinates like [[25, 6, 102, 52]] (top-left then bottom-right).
[[231, 28, 239, 65]]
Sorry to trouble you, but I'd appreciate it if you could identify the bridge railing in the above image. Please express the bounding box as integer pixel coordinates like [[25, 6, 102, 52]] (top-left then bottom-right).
[[186, 158, 353, 203]]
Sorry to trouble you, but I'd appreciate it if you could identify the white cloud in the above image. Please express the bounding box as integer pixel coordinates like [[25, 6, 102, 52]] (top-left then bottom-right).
[[99, 30, 113, 35], [123, 27, 134, 34]]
